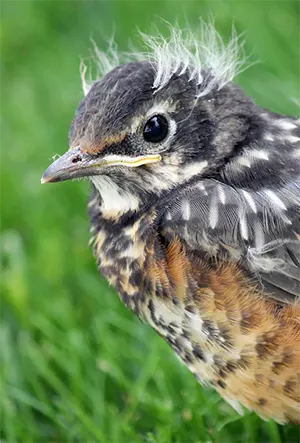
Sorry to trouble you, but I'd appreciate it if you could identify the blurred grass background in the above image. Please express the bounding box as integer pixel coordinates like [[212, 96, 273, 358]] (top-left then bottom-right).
[[1, 1, 299, 442]]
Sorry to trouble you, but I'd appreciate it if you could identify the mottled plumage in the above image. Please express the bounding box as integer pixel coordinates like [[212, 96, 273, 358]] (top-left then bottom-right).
[[42, 24, 300, 424]]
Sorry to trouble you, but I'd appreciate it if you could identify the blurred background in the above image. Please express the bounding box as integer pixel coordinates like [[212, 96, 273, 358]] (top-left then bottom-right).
[[1, 1, 299, 442]]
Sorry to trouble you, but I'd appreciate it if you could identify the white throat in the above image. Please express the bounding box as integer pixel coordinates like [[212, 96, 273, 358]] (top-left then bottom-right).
[[91, 176, 140, 216]]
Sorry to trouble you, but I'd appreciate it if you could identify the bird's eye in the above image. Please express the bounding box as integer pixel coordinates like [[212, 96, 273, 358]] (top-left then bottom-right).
[[143, 115, 169, 143]]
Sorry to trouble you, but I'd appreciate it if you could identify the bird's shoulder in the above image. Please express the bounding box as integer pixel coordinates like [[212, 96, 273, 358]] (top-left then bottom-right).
[[157, 172, 300, 305]]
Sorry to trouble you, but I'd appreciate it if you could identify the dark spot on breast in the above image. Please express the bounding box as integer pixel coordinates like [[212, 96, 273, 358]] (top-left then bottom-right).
[[148, 299, 169, 330], [272, 360, 285, 375], [143, 277, 153, 294], [100, 265, 116, 278], [158, 315, 166, 327], [185, 304, 196, 314], [272, 349, 294, 375], [225, 361, 238, 374], [155, 282, 162, 297], [139, 293, 146, 304], [166, 335, 176, 347], [240, 311, 252, 334], [132, 292, 143, 314], [129, 269, 143, 287], [116, 257, 128, 269], [282, 350, 294, 365], [256, 332, 278, 360], [202, 319, 216, 336], [215, 354, 249, 378], [236, 354, 252, 371], [284, 377, 297, 395], [129, 260, 140, 271], [174, 337, 184, 352], [219, 369, 227, 379], [172, 296, 180, 306], [258, 398, 267, 406], [122, 237, 134, 250], [192, 344, 206, 362], [161, 286, 171, 298], [217, 380, 226, 389], [101, 236, 114, 253], [169, 321, 179, 329], [148, 299, 156, 323], [184, 352, 194, 364], [167, 325, 175, 334], [121, 292, 131, 308], [182, 329, 190, 339], [139, 215, 153, 239]]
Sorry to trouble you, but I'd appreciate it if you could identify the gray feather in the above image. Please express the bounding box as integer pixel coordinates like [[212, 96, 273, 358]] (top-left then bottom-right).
[[161, 173, 300, 304]]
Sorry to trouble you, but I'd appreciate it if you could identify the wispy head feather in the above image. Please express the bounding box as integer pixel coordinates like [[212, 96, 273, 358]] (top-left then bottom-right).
[[81, 20, 249, 98]]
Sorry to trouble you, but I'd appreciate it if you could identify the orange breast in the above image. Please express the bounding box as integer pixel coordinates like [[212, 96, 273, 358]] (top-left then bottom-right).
[[145, 237, 300, 423]]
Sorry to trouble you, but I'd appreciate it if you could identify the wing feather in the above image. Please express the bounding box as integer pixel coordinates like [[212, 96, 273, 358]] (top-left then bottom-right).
[[160, 178, 300, 304]]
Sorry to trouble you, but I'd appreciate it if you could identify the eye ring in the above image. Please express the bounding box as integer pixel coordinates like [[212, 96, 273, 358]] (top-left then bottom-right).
[[143, 115, 169, 143]]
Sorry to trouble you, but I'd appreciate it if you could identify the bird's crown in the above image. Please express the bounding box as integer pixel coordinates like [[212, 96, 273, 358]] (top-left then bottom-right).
[[81, 21, 248, 98]]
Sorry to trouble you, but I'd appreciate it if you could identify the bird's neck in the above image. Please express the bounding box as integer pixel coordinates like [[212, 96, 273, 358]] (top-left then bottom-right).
[[91, 176, 142, 219], [88, 186, 159, 315]]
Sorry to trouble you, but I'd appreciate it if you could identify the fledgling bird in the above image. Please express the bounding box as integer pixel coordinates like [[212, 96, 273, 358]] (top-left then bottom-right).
[[41, 24, 300, 424]]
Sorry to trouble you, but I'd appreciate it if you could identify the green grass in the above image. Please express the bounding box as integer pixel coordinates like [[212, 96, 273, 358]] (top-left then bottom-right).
[[1, 1, 299, 442]]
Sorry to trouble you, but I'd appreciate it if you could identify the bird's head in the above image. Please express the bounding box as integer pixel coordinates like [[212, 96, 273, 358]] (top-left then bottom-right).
[[42, 24, 259, 216]]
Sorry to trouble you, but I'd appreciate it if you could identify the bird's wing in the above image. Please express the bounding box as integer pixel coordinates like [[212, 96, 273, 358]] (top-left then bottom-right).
[[160, 177, 300, 304]]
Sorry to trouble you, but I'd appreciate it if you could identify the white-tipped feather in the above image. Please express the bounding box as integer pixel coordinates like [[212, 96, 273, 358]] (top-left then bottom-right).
[[264, 190, 287, 211], [182, 199, 191, 220], [253, 222, 265, 249], [287, 135, 300, 144], [239, 212, 248, 240], [242, 190, 257, 213], [209, 197, 219, 229], [218, 185, 226, 204], [80, 21, 249, 98], [276, 120, 297, 131], [250, 150, 269, 161]]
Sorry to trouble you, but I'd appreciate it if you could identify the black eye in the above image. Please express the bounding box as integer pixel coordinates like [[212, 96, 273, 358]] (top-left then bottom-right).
[[143, 115, 169, 143]]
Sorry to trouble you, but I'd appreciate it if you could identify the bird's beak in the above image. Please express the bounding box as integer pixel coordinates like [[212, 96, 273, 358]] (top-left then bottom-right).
[[41, 145, 161, 184]]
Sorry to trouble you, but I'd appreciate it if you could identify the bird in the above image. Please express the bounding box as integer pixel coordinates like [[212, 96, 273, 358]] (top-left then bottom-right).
[[41, 23, 300, 424]]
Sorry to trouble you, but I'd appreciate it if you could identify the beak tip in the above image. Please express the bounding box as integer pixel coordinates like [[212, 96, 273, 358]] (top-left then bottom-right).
[[41, 171, 51, 184], [40, 147, 83, 184]]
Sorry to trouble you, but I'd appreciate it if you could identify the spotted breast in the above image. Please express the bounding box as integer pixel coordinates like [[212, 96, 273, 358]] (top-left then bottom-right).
[[89, 187, 300, 424]]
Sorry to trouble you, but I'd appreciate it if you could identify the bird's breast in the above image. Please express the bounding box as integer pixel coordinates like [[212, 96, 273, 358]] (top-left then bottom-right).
[[89, 196, 300, 424]]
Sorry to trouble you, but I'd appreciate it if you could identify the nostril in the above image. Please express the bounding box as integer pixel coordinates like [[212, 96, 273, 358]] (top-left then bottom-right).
[[72, 155, 82, 164]]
